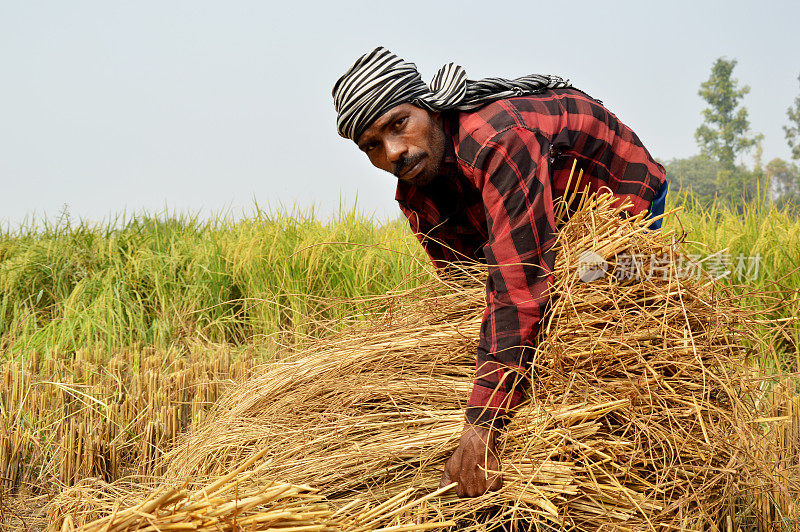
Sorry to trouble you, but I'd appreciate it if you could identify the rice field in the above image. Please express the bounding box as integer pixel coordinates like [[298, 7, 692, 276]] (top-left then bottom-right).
[[1, 196, 799, 530], [1, 198, 798, 359], [0, 206, 428, 354]]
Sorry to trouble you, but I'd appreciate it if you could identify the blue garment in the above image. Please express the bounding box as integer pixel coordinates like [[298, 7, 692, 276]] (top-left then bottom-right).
[[647, 179, 669, 230]]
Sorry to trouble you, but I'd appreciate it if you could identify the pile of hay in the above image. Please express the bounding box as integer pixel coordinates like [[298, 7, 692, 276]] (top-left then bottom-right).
[[55, 449, 457, 531], [50, 193, 789, 530]]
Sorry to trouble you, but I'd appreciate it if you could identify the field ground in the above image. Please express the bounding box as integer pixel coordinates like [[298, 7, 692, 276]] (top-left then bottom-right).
[[1, 197, 799, 528]]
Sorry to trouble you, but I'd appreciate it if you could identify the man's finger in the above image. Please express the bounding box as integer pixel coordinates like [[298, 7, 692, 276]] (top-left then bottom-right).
[[455, 457, 468, 498], [442, 449, 460, 491], [439, 466, 451, 489], [484, 457, 503, 491], [487, 468, 502, 491], [462, 459, 478, 498]]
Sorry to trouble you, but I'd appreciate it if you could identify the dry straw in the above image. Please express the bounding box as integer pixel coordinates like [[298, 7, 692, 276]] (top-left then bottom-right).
[[0, 344, 260, 498], [48, 190, 797, 531]]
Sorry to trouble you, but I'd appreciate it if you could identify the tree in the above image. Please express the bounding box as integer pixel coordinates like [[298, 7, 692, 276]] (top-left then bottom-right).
[[662, 154, 720, 205], [749, 139, 770, 205], [766, 158, 800, 207], [785, 73, 800, 161], [694, 58, 761, 206]]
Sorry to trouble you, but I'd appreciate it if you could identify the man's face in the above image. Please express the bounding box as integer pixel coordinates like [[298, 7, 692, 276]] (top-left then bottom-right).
[[356, 103, 446, 187]]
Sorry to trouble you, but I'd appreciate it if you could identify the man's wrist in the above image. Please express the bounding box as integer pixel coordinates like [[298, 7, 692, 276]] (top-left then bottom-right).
[[462, 423, 496, 447], [464, 405, 509, 430]]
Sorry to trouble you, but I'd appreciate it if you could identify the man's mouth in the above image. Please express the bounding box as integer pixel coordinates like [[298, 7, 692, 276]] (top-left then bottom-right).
[[396, 155, 426, 179]]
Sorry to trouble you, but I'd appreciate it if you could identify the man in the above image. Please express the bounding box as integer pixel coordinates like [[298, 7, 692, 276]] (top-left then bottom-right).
[[332, 47, 668, 498]]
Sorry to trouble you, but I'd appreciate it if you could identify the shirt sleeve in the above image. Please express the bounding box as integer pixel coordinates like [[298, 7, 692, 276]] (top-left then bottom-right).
[[461, 126, 558, 429]]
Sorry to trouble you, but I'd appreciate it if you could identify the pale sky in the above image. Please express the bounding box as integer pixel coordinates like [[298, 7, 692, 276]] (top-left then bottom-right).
[[2, 1, 799, 227]]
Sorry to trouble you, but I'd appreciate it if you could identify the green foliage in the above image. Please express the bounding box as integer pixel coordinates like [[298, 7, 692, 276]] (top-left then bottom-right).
[[0, 207, 428, 353], [664, 191, 800, 371], [785, 73, 800, 161], [1, 201, 798, 370], [695, 57, 762, 207], [662, 154, 720, 205], [661, 151, 769, 208], [745, 140, 772, 206], [767, 157, 800, 208]]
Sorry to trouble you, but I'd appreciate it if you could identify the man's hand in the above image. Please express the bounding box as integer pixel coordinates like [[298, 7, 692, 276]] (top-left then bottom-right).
[[439, 425, 502, 497]]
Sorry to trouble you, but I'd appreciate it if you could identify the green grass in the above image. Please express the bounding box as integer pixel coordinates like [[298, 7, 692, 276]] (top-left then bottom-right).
[[665, 194, 800, 372], [0, 206, 429, 354], [1, 197, 798, 368]]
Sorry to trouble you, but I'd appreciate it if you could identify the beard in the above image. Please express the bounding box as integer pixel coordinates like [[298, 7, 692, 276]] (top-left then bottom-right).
[[393, 152, 427, 179], [394, 116, 447, 187]]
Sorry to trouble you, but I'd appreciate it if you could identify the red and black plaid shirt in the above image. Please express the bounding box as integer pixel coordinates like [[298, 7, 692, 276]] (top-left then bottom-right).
[[396, 88, 666, 429]]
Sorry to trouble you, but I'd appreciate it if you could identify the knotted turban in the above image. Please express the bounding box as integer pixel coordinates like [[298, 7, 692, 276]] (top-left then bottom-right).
[[332, 46, 571, 143]]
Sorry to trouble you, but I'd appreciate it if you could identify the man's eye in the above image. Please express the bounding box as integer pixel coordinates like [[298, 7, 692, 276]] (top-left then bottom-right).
[[393, 117, 407, 130], [364, 143, 377, 153]]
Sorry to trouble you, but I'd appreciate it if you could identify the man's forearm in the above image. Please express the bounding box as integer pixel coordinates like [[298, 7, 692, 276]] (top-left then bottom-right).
[[464, 348, 530, 429]]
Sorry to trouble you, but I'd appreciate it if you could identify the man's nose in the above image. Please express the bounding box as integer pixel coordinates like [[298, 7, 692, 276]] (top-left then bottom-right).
[[384, 139, 407, 164]]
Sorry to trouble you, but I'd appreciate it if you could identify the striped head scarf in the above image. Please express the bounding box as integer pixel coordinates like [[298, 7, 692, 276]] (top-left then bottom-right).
[[332, 46, 571, 143]]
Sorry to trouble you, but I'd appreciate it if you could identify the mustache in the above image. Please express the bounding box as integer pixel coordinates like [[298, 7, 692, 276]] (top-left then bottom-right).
[[393, 153, 426, 178]]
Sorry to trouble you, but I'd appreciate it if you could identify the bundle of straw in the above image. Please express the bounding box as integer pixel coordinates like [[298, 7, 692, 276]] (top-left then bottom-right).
[[52, 448, 457, 531], [50, 192, 787, 530], [65, 482, 332, 532]]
